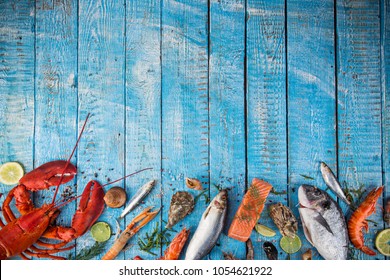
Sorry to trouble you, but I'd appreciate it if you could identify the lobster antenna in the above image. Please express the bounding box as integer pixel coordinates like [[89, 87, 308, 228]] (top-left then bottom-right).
[[101, 167, 153, 187], [51, 167, 153, 210], [51, 113, 91, 204]]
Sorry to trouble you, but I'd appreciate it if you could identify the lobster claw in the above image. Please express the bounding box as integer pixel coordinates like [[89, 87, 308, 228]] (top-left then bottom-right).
[[19, 160, 77, 191], [71, 180, 105, 237]]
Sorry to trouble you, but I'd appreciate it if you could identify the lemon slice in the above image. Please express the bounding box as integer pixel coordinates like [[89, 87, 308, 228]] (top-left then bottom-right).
[[375, 229, 390, 256], [0, 162, 24, 185], [255, 224, 276, 237], [90, 222, 111, 242], [280, 235, 302, 254]]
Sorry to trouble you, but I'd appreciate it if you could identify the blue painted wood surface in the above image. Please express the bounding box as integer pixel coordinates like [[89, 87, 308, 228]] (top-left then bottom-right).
[[0, 0, 389, 260]]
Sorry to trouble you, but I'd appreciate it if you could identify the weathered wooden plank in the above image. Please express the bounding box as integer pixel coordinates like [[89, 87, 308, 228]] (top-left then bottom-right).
[[0, 0, 35, 260], [246, 0, 288, 261], [77, 0, 125, 259], [161, 0, 209, 259], [209, 0, 246, 260], [383, 3, 390, 259], [287, 0, 337, 260], [124, 0, 161, 260], [34, 0, 78, 259], [337, 0, 384, 260]]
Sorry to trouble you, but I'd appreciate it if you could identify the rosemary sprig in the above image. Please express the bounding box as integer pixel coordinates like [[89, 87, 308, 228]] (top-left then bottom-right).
[[300, 174, 315, 180], [270, 188, 287, 195], [137, 222, 171, 256], [68, 241, 108, 260], [194, 189, 210, 204]]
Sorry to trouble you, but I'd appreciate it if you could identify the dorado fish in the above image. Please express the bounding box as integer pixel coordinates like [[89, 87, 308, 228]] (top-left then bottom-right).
[[185, 190, 228, 260], [119, 180, 155, 219], [298, 185, 349, 260], [320, 162, 350, 206]]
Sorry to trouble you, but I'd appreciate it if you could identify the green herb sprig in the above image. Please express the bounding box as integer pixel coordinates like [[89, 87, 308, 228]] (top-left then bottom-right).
[[137, 222, 174, 256], [68, 241, 108, 260]]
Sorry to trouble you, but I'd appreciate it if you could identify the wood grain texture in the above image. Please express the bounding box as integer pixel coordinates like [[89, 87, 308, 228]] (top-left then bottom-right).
[[0, 0, 35, 215], [77, 0, 125, 259], [0, 0, 388, 261], [0, 0, 35, 261], [246, 0, 288, 260], [287, 0, 337, 260], [161, 0, 209, 259], [209, 0, 246, 260], [124, 0, 161, 260], [382, 0, 390, 248], [34, 0, 78, 258], [337, 0, 384, 260]]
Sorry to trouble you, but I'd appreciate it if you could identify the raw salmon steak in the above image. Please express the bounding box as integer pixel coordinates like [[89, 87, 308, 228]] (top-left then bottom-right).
[[228, 178, 273, 242]]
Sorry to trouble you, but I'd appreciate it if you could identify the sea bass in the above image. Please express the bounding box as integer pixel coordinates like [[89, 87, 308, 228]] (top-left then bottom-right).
[[320, 162, 351, 206], [298, 185, 349, 260], [185, 190, 228, 260]]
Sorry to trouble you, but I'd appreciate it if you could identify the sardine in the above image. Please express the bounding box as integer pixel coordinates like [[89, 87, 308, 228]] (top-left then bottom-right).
[[119, 180, 155, 219], [185, 190, 228, 260], [320, 162, 351, 205], [298, 185, 349, 260]]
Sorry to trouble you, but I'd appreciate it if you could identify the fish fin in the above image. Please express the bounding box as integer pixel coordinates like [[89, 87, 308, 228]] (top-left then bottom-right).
[[203, 205, 211, 219], [314, 213, 333, 235], [300, 214, 314, 246]]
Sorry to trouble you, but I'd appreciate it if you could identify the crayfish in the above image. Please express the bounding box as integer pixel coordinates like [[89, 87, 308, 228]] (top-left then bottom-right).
[[0, 114, 150, 260]]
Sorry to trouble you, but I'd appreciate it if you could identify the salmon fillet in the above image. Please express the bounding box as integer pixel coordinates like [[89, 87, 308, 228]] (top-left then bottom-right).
[[228, 178, 273, 242]]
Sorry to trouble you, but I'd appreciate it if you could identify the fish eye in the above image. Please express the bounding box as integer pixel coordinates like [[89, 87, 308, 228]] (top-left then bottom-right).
[[221, 195, 227, 201]]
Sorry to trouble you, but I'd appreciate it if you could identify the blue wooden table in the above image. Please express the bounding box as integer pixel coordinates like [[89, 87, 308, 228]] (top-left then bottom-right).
[[0, 0, 389, 260]]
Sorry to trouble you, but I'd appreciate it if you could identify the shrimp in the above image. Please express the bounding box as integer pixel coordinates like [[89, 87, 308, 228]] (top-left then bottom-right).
[[347, 186, 384, 256], [159, 228, 190, 260]]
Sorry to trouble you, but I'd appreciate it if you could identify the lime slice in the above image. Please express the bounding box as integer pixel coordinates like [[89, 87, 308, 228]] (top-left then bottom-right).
[[375, 229, 390, 256], [0, 162, 24, 185], [280, 235, 302, 254], [255, 224, 276, 237], [90, 222, 111, 242]]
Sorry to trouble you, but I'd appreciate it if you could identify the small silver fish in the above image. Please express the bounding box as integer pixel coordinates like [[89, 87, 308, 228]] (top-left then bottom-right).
[[320, 162, 351, 205], [119, 180, 155, 219], [298, 185, 349, 260], [185, 190, 228, 260]]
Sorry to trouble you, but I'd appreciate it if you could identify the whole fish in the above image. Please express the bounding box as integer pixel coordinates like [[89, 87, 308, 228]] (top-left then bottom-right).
[[119, 180, 155, 219], [185, 190, 228, 260], [320, 162, 351, 206], [298, 185, 349, 260]]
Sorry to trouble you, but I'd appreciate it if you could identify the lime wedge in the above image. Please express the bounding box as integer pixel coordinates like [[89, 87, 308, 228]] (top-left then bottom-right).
[[90, 222, 111, 242], [280, 235, 302, 254], [255, 224, 276, 237], [0, 162, 24, 185], [375, 229, 390, 256]]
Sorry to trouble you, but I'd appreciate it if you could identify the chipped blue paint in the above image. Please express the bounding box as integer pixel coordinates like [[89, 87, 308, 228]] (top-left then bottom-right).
[[0, 0, 388, 260]]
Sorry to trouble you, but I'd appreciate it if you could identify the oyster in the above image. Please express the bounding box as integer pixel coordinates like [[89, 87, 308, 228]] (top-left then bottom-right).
[[166, 191, 195, 229], [269, 203, 298, 238]]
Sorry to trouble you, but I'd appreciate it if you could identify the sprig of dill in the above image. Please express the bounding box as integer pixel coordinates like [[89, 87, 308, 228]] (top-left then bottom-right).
[[270, 188, 287, 195], [194, 189, 210, 204], [67, 241, 108, 260], [137, 222, 173, 256]]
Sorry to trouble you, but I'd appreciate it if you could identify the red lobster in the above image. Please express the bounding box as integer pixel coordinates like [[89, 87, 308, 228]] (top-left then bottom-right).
[[0, 114, 150, 260]]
